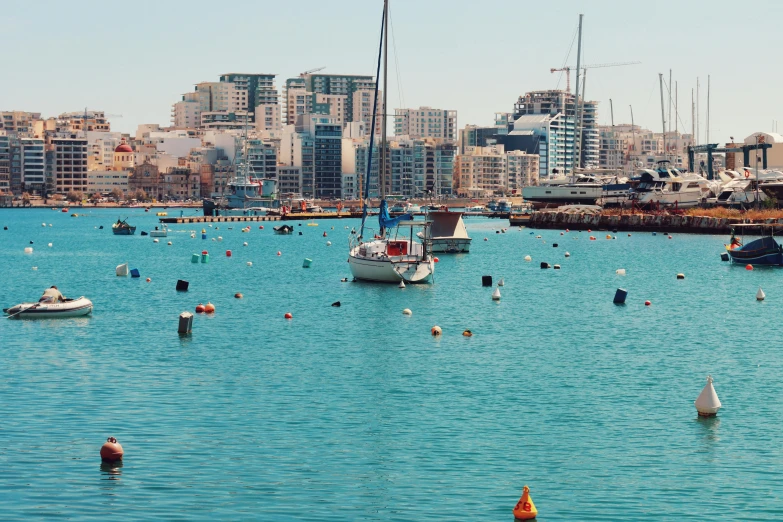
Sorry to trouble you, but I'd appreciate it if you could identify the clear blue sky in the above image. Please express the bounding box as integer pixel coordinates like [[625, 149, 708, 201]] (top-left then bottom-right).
[[3, 0, 781, 143]]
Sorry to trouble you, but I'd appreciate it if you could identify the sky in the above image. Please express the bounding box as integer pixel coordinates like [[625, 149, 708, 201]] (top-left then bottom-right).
[[3, 0, 782, 144]]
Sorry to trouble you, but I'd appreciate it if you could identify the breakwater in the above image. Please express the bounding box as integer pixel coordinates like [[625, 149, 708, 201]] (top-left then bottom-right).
[[527, 210, 780, 234]]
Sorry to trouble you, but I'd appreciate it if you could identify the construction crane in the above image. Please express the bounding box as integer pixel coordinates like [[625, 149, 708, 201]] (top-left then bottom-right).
[[300, 66, 326, 76], [550, 61, 641, 92]]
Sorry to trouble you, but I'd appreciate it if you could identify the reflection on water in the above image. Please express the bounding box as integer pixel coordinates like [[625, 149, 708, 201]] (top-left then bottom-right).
[[100, 459, 123, 480], [695, 415, 721, 457]]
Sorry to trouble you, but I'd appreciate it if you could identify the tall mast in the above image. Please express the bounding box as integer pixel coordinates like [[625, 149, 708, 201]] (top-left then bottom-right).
[[668, 69, 672, 135], [380, 0, 389, 199], [696, 77, 700, 145], [659, 73, 667, 162], [573, 13, 583, 173], [706, 74, 710, 144], [675, 81, 678, 135], [630, 105, 637, 171], [691, 89, 695, 147]]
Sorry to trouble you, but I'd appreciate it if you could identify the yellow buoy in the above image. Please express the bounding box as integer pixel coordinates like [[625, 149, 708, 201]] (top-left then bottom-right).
[[513, 485, 538, 520]]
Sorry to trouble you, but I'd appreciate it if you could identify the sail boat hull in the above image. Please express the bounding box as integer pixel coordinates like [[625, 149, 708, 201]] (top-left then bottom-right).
[[348, 243, 434, 284]]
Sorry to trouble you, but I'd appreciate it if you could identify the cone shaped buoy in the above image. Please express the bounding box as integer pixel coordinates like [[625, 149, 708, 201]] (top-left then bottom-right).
[[398, 280, 405, 288], [498, 278, 505, 287], [757, 287, 765, 301], [513, 485, 538, 520], [695, 375, 722, 417], [100, 437, 124, 462], [492, 288, 501, 300]]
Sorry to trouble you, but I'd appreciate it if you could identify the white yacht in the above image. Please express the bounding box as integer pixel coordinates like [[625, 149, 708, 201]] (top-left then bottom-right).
[[629, 162, 711, 209], [523, 170, 630, 208]]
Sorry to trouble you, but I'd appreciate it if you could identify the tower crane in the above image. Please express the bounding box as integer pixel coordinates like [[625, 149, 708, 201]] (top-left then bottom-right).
[[550, 61, 641, 92], [300, 66, 326, 76]]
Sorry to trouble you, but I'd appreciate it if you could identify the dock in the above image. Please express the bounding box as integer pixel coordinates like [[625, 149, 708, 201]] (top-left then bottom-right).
[[159, 212, 356, 224]]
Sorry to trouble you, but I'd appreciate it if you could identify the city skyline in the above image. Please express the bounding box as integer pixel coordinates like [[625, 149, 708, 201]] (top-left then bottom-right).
[[2, 0, 782, 143]]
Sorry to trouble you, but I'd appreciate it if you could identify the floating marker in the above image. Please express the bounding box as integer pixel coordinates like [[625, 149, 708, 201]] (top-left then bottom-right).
[[284, 312, 293, 319], [48, 243, 52, 248], [398, 280, 405, 288], [484, 237, 488, 241], [540, 262, 550, 269], [235, 293, 243, 299], [695, 375, 722, 417], [247, 261, 253, 267], [668, 235, 673, 239], [190, 233, 195, 238], [191, 253, 200, 263], [463, 330, 473, 337], [492, 288, 501, 300], [482, 275, 493, 287], [565, 252, 570, 257], [153, 238, 159, 243], [201, 252, 209, 263], [645, 300, 651, 306], [757, 287, 765, 301], [24, 247, 33, 254], [613, 288, 628, 304], [146, 278, 151, 282], [277, 251, 281, 256], [167, 241, 172, 245], [553, 243, 558, 248], [243, 242, 248, 247], [431, 325, 442, 336], [331, 301, 340, 307], [498, 278, 505, 287], [195, 303, 205, 313], [524, 255, 532, 262], [100, 437, 124, 463], [677, 273, 685, 279], [204, 302, 215, 314], [652, 232, 657, 236], [536, 235, 542, 239], [42, 223, 46, 227], [226, 250, 232, 257], [589, 236, 596, 241], [433, 257, 439, 263], [512, 485, 538, 521], [201, 234, 206, 240], [116, 263, 129, 276], [616, 268, 626, 276], [606, 235, 612, 240], [303, 258, 312, 268], [217, 236, 223, 242], [746, 264, 753, 271], [326, 241, 332, 246], [553, 264, 561, 269], [402, 308, 412, 315], [720, 252, 729, 261], [176, 279, 189, 292]]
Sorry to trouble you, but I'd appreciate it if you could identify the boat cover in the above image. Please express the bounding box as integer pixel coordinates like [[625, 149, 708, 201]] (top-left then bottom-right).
[[379, 200, 411, 231], [428, 212, 469, 239]]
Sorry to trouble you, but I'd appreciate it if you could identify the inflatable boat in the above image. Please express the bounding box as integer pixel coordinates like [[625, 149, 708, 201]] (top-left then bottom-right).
[[3, 297, 94, 319]]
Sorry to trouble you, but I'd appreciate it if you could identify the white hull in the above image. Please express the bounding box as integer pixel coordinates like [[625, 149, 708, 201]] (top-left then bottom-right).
[[348, 243, 434, 284], [149, 230, 167, 237], [635, 191, 703, 208], [4, 297, 93, 319], [431, 238, 471, 253]]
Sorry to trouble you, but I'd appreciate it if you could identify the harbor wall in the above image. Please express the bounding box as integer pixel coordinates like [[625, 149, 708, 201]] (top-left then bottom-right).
[[526, 211, 783, 234]]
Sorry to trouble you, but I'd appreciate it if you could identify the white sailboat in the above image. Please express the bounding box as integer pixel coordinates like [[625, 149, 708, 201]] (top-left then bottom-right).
[[347, 0, 434, 284]]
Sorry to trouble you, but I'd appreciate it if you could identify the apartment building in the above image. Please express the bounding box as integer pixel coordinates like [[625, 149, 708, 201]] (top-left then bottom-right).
[[50, 137, 88, 194], [454, 145, 539, 197], [394, 107, 457, 140]]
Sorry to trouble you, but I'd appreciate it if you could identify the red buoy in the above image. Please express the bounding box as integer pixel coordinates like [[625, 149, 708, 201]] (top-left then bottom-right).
[[746, 264, 753, 271], [202, 250, 208, 255], [588, 229, 592, 232], [323, 232, 327, 237], [146, 277, 151, 282], [433, 257, 439, 263], [277, 251, 281, 256], [204, 302, 215, 314], [259, 225, 264, 230], [100, 437, 124, 462], [226, 250, 232, 257], [195, 303, 206, 313], [284, 312, 293, 319], [645, 300, 651, 306]]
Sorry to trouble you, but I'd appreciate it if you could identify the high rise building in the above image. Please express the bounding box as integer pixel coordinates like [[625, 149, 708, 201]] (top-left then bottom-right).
[[284, 74, 377, 129], [0, 112, 41, 135], [246, 139, 278, 179], [454, 145, 539, 197], [0, 134, 10, 193], [284, 78, 308, 126], [394, 107, 457, 140], [219, 73, 281, 132], [49, 136, 88, 194], [280, 115, 343, 198], [16, 138, 46, 194], [172, 92, 200, 128]]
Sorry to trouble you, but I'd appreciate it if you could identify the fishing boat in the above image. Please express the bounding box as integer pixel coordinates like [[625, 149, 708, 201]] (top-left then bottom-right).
[[465, 204, 486, 213], [725, 225, 783, 266], [421, 211, 471, 253], [112, 218, 136, 235], [149, 225, 168, 237], [273, 224, 294, 235], [4, 296, 93, 319], [347, 0, 434, 284]]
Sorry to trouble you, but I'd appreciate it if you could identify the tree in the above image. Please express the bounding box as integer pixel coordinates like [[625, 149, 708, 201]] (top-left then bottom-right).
[[110, 188, 124, 202], [66, 191, 83, 203], [134, 189, 148, 203], [21, 192, 31, 207]]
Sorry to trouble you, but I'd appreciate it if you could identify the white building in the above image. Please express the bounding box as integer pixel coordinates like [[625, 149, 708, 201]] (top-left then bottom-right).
[[455, 145, 539, 197], [172, 92, 200, 128], [87, 170, 130, 194], [394, 107, 457, 140], [598, 124, 694, 174]]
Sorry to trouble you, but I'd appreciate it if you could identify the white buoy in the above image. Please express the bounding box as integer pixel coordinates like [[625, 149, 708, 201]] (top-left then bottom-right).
[[565, 252, 570, 257], [217, 236, 223, 242], [49, 224, 52, 227], [498, 278, 505, 287], [32, 266, 38, 270], [247, 261, 253, 267], [492, 288, 501, 301], [24, 247, 33, 254], [616, 268, 627, 276], [48, 243, 52, 248], [402, 308, 412, 315], [116, 263, 129, 276], [190, 233, 195, 238], [41, 223, 46, 227], [524, 255, 532, 262], [695, 375, 722, 417], [153, 238, 159, 243], [398, 280, 405, 288], [243, 242, 248, 247], [757, 287, 765, 301], [167, 241, 172, 246], [536, 235, 542, 239], [326, 241, 332, 246]]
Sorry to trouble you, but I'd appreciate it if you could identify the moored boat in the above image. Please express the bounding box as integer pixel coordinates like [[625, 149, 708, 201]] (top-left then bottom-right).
[[725, 225, 783, 266], [112, 218, 136, 235], [422, 211, 471, 253], [149, 225, 168, 237], [273, 224, 294, 235], [4, 297, 93, 319]]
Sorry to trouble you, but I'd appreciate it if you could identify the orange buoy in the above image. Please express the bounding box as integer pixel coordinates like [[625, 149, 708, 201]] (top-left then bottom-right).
[[284, 312, 293, 319], [100, 437, 124, 462], [746, 264, 753, 271], [668, 235, 673, 239], [146, 277, 151, 283], [431, 325, 442, 336], [587, 229, 592, 232], [259, 225, 264, 230], [204, 302, 215, 314], [566, 228, 569, 232], [195, 303, 205, 313], [234, 292, 243, 299], [433, 257, 439, 263], [277, 251, 281, 256], [512, 485, 538, 520], [645, 300, 651, 306], [589, 236, 596, 241]]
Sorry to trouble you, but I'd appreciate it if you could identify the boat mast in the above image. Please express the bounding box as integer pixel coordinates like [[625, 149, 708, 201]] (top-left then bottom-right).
[[380, 0, 389, 200], [659, 73, 667, 163], [572, 13, 583, 174], [358, 1, 386, 239]]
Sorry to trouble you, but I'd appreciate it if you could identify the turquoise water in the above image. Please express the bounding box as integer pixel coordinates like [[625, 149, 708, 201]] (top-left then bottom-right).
[[1, 208, 782, 520]]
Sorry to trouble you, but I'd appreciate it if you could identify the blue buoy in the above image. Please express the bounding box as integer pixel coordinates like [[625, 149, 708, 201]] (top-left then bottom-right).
[[613, 288, 627, 304], [652, 232, 657, 236], [720, 252, 729, 262], [130, 268, 140, 278], [191, 253, 199, 263], [202, 233, 207, 240]]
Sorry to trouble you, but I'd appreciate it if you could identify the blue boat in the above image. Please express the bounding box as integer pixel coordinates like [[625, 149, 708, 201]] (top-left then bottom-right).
[[726, 225, 783, 266]]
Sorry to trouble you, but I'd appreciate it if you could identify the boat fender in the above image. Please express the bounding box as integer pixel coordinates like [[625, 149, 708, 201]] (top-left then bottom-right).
[[100, 437, 124, 462]]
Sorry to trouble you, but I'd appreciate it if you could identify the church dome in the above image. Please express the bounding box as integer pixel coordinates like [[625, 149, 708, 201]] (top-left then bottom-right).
[[115, 138, 133, 153]]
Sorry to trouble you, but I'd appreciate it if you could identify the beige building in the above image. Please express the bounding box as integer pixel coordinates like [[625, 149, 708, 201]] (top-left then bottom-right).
[[87, 170, 130, 194], [394, 107, 457, 140], [49, 136, 88, 194], [455, 145, 538, 197], [0, 111, 41, 135], [598, 124, 693, 174]]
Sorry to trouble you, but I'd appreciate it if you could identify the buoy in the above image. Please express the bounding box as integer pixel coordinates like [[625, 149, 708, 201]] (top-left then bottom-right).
[[482, 275, 493, 287], [431, 325, 442, 336], [668, 235, 673, 239], [202, 234, 207, 240], [211, 238, 216, 242], [331, 301, 341, 307], [677, 273, 685, 279], [191, 233, 195, 238], [720, 252, 729, 261], [606, 234, 611, 240], [616, 269, 626, 276], [191, 253, 200, 263], [399, 280, 406, 288], [153, 238, 159, 243], [402, 308, 412, 315], [564, 252, 570, 257], [652, 232, 657, 236], [746, 264, 753, 271], [32, 266, 37, 270], [130, 268, 140, 278], [323, 231, 327, 237], [259, 225, 264, 229], [512, 485, 538, 520], [30, 240, 33, 244], [247, 262, 253, 267], [628, 233, 631, 237], [587, 229, 592, 232], [178, 311, 193, 334], [167, 241, 172, 245], [535, 235, 542, 239], [116, 263, 129, 276], [234, 293, 243, 299], [341, 278, 348, 282], [695, 375, 722, 417], [560, 232, 564, 236], [303, 258, 313, 268], [645, 300, 651, 306], [243, 242, 248, 247], [566, 228, 569, 232], [195, 303, 205, 313], [226, 250, 232, 257], [524, 255, 532, 262], [553, 264, 561, 269], [433, 257, 439, 263], [492, 288, 501, 300], [176, 280, 189, 292], [613, 288, 628, 304], [757, 287, 765, 301], [24, 247, 33, 253], [100, 437, 124, 462], [202, 229, 206, 233], [540, 262, 550, 269], [277, 251, 281, 256], [146, 278, 151, 282], [284, 312, 293, 319], [42, 223, 46, 227], [326, 241, 332, 246], [484, 237, 488, 241], [201, 252, 209, 263], [498, 278, 505, 287], [217, 236, 223, 242], [553, 243, 558, 248], [204, 302, 215, 314], [463, 330, 473, 337], [589, 236, 596, 241]]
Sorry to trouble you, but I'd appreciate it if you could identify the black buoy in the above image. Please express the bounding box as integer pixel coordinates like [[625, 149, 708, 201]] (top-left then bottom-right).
[[331, 301, 341, 307], [613, 288, 628, 304], [540, 262, 550, 269], [299, 231, 303, 235], [176, 279, 189, 292], [298, 223, 302, 226], [720, 252, 729, 262], [553, 243, 558, 248], [29, 241, 33, 244], [140, 231, 148, 236], [482, 275, 493, 287], [3, 226, 6, 230], [99, 225, 103, 229]]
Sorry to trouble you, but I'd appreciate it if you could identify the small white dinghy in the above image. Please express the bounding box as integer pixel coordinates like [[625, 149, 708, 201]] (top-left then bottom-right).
[[4, 297, 93, 319]]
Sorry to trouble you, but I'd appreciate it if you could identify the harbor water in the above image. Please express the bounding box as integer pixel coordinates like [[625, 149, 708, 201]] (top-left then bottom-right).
[[1, 208, 782, 520]]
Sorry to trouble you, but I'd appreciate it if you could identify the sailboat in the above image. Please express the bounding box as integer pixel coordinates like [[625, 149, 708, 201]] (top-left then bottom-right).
[[347, 0, 434, 284]]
